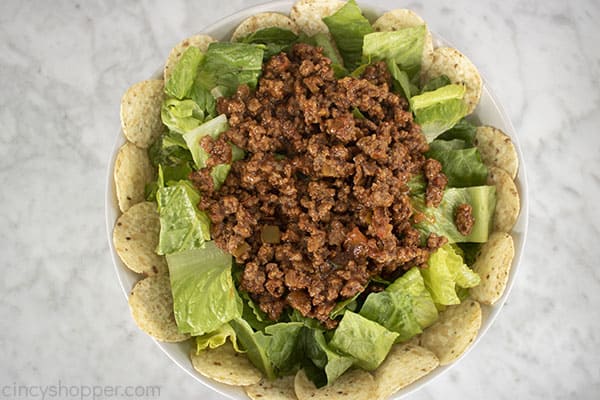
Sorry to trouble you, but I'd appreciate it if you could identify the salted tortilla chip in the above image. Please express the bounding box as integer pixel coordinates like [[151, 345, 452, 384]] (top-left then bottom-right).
[[113, 201, 167, 276], [190, 343, 262, 386], [120, 80, 165, 149], [487, 166, 520, 232], [163, 34, 217, 82], [419, 299, 481, 365], [475, 126, 519, 179], [246, 376, 297, 400], [290, 0, 344, 36], [373, 343, 439, 399], [372, 9, 434, 73], [294, 369, 375, 400], [231, 12, 299, 42], [128, 275, 189, 342], [113, 142, 154, 212], [470, 232, 515, 305], [424, 47, 482, 115]]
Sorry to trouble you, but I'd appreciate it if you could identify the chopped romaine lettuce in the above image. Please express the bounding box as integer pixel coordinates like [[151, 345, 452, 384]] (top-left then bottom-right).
[[196, 323, 241, 352], [195, 42, 264, 98], [148, 131, 193, 168], [362, 26, 426, 78], [421, 75, 451, 93], [388, 267, 438, 329], [412, 185, 496, 243], [161, 98, 204, 134], [420, 244, 480, 305], [230, 318, 275, 379], [437, 118, 478, 146], [264, 323, 304, 375], [211, 163, 231, 191], [239, 27, 298, 60], [427, 139, 489, 187], [386, 59, 413, 100], [329, 293, 360, 319], [156, 180, 211, 254], [412, 84, 469, 141], [165, 46, 204, 99], [359, 289, 422, 342], [166, 242, 242, 335], [302, 328, 354, 386], [182, 114, 229, 170], [416, 98, 469, 142], [411, 84, 466, 111], [329, 311, 398, 370], [322, 0, 373, 70]]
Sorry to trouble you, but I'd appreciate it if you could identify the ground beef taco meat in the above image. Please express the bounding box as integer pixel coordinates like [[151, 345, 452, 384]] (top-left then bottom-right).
[[191, 44, 448, 328]]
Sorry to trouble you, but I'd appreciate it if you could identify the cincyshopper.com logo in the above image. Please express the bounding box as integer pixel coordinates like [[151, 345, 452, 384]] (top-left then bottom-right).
[[0, 381, 161, 399]]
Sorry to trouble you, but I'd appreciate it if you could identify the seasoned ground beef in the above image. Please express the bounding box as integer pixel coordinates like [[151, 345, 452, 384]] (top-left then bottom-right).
[[455, 203, 475, 236], [191, 44, 447, 328]]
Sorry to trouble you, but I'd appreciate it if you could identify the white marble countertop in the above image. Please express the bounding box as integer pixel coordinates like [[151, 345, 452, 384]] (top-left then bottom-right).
[[1, 0, 598, 399]]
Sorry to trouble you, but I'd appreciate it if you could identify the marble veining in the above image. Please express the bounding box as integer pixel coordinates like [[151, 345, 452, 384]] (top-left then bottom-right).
[[0, 0, 598, 399]]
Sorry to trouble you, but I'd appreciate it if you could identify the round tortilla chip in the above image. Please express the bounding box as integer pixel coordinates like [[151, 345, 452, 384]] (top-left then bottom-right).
[[470, 232, 515, 305], [163, 34, 217, 81], [487, 166, 520, 232], [419, 299, 482, 365], [113, 201, 167, 276], [290, 0, 345, 36], [231, 13, 299, 42], [475, 126, 519, 179], [120, 80, 165, 149], [294, 369, 375, 400], [246, 376, 297, 400], [372, 9, 434, 73], [424, 47, 482, 115], [373, 343, 439, 400], [113, 142, 154, 213], [128, 275, 189, 342], [190, 343, 262, 386]]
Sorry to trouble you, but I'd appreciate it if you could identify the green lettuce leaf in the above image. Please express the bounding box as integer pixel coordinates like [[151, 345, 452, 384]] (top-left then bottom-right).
[[161, 98, 204, 134], [388, 267, 438, 329], [421, 75, 451, 93], [229, 318, 276, 379], [415, 98, 469, 142], [196, 323, 242, 352], [182, 114, 229, 170], [362, 26, 426, 77], [165, 46, 204, 99], [195, 42, 264, 98], [420, 244, 480, 305], [148, 131, 193, 167], [436, 118, 477, 146], [264, 323, 305, 375], [411, 185, 496, 243], [156, 180, 210, 254], [240, 291, 273, 331], [329, 311, 398, 370], [190, 85, 217, 120], [302, 328, 354, 386], [427, 139, 489, 187], [329, 293, 360, 319], [359, 290, 422, 342], [166, 242, 242, 335], [322, 0, 373, 70], [386, 59, 412, 100], [239, 27, 298, 60], [411, 84, 466, 111]]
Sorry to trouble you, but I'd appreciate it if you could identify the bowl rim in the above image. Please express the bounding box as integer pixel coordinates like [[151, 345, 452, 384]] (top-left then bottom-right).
[[105, 1, 529, 398]]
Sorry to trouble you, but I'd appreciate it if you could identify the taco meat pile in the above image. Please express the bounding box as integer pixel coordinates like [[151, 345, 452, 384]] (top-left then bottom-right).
[[190, 44, 448, 328]]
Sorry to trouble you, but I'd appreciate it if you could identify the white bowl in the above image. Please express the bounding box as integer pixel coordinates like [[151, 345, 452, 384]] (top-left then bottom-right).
[[105, 1, 529, 398]]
